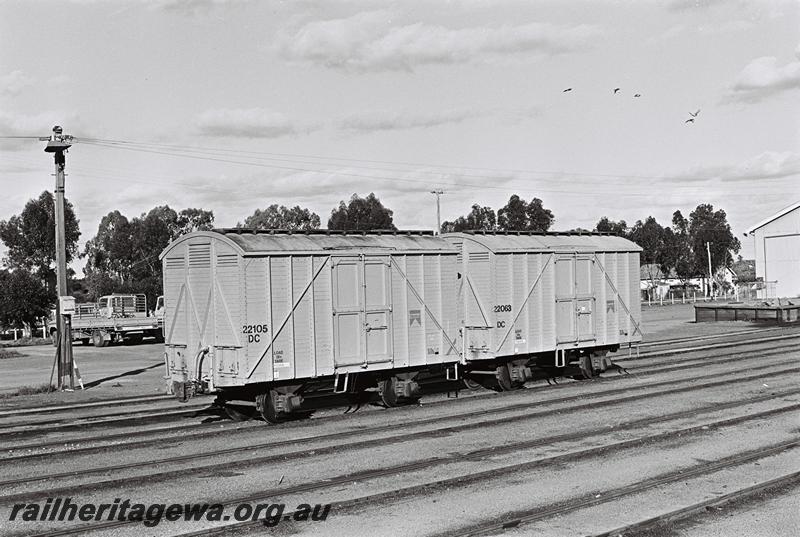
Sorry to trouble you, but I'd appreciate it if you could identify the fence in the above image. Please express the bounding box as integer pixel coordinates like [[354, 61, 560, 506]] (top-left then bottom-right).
[[642, 281, 783, 307]]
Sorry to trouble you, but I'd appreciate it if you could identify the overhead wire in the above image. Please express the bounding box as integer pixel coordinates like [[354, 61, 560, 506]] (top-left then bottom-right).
[[74, 135, 796, 186], [75, 139, 644, 196], [77, 136, 664, 182], [4, 133, 794, 188], [2, 134, 791, 200], [72, 139, 784, 199], [72, 136, 738, 185]]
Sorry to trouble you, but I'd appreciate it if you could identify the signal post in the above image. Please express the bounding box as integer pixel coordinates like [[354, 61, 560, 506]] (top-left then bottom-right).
[[42, 126, 75, 390]]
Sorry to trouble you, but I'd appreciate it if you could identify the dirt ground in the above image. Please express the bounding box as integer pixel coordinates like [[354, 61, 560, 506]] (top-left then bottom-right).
[[0, 339, 167, 405], [0, 303, 779, 408]]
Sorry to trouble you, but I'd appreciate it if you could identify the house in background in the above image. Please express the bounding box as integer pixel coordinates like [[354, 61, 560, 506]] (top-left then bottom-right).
[[745, 201, 800, 299], [639, 264, 702, 300], [640, 260, 756, 302]]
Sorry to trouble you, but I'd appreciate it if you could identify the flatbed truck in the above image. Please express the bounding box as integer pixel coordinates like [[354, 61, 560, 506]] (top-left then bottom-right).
[[48, 293, 164, 346]]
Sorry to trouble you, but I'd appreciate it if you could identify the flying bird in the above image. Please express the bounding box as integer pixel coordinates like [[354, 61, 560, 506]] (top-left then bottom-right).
[[685, 118, 695, 123], [613, 88, 620, 94], [634, 93, 641, 98], [563, 88, 572, 92], [689, 109, 701, 117]]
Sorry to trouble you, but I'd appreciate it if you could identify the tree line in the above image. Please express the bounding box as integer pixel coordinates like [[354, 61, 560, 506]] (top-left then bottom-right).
[[0, 190, 738, 329], [594, 205, 741, 287]]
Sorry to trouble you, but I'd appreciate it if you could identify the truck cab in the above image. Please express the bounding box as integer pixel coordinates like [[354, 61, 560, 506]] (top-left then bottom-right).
[[97, 294, 147, 318]]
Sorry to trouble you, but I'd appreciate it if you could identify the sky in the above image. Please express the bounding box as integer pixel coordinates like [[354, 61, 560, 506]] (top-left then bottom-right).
[[1, 0, 799, 273]]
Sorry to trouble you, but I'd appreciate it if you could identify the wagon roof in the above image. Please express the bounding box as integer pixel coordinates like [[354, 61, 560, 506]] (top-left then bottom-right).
[[444, 231, 642, 252], [162, 229, 457, 257]]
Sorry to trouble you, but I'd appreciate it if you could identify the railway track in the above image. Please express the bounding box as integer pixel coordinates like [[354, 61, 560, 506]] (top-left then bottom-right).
[[616, 331, 800, 362], [1, 331, 796, 536], [0, 393, 173, 418], [0, 402, 216, 438], [178, 421, 800, 537], [15, 393, 795, 537], [0, 398, 213, 432], [1, 340, 796, 458], [2, 330, 797, 442], [0, 327, 800, 418], [1, 338, 796, 460], [435, 440, 800, 537], [589, 471, 800, 537], [2, 359, 797, 503], [633, 325, 783, 348]]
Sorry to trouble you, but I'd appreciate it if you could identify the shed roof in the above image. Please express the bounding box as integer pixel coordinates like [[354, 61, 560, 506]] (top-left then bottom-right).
[[444, 231, 641, 253], [746, 201, 800, 234]]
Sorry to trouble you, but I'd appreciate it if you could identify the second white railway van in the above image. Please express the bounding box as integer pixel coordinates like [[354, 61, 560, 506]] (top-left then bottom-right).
[[444, 232, 642, 389]]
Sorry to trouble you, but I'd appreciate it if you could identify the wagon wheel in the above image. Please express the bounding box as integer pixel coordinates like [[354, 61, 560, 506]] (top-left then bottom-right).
[[494, 364, 521, 392], [378, 377, 399, 407], [379, 375, 421, 407], [575, 355, 594, 380], [462, 377, 483, 391], [256, 388, 309, 424], [255, 391, 282, 424], [223, 403, 255, 422]]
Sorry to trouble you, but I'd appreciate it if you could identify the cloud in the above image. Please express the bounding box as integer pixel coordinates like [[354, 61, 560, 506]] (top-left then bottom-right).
[[336, 108, 487, 133], [652, 19, 753, 43], [665, 151, 800, 183], [195, 105, 537, 138], [723, 151, 800, 181], [46, 74, 73, 86], [153, 0, 252, 15], [196, 108, 314, 138], [277, 12, 601, 72], [725, 53, 800, 103], [665, 0, 729, 11], [0, 70, 34, 98]]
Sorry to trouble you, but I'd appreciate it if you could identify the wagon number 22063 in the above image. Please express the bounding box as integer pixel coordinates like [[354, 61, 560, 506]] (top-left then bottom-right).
[[493, 304, 512, 313]]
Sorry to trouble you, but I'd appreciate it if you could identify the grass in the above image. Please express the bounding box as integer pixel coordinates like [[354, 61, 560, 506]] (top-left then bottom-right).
[[0, 336, 52, 348], [0, 349, 24, 360], [0, 383, 54, 399]]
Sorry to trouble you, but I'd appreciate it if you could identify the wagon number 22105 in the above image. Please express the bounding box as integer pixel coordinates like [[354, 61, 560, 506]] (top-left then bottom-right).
[[242, 324, 268, 334], [242, 324, 268, 343]]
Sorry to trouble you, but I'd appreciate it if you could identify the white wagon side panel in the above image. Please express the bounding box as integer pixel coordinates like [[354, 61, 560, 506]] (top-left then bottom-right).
[[162, 231, 460, 392], [445, 233, 642, 363]]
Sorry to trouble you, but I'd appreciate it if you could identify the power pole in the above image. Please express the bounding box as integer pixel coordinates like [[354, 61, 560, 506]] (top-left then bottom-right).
[[706, 241, 713, 298], [41, 126, 74, 390], [430, 190, 444, 235]]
